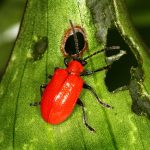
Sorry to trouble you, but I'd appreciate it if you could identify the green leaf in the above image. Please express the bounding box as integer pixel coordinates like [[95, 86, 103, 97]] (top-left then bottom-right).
[[1, 0, 150, 149]]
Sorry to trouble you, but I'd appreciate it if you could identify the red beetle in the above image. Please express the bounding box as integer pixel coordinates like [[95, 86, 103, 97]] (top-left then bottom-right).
[[31, 20, 121, 132]]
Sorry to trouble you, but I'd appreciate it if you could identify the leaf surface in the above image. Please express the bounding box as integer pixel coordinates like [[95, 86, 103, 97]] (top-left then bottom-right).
[[0, 0, 150, 149]]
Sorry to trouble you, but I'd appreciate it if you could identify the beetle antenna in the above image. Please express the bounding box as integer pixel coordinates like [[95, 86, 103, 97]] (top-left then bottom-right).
[[69, 20, 79, 57], [83, 46, 120, 61]]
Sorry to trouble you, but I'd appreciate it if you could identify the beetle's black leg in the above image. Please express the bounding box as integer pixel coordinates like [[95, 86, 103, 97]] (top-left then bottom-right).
[[40, 83, 47, 96], [77, 98, 95, 132], [64, 57, 70, 67], [30, 83, 47, 106], [80, 65, 110, 76], [48, 74, 53, 79], [54, 67, 59, 71], [83, 83, 113, 109], [30, 101, 41, 106]]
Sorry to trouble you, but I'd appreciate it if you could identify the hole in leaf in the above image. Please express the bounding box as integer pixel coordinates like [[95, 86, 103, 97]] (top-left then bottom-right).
[[61, 26, 88, 57], [65, 32, 85, 55], [105, 29, 138, 92]]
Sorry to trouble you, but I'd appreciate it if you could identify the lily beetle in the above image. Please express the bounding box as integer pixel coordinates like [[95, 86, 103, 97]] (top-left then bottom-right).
[[31, 20, 121, 132]]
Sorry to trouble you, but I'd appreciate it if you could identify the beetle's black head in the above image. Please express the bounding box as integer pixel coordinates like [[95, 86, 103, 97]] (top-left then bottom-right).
[[73, 57, 87, 66]]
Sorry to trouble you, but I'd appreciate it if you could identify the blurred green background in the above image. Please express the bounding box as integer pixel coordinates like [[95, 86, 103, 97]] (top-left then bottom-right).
[[0, 0, 26, 80], [0, 0, 150, 81]]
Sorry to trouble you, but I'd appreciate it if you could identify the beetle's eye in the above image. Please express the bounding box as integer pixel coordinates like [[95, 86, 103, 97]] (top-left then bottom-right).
[[65, 32, 85, 55], [61, 26, 88, 57], [81, 60, 87, 66]]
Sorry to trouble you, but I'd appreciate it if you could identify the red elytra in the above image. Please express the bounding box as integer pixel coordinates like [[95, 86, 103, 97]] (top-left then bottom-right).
[[41, 60, 84, 124]]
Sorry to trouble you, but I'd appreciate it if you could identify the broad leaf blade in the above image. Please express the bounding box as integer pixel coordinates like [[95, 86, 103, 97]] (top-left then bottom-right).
[[0, 0, 150, 149]]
